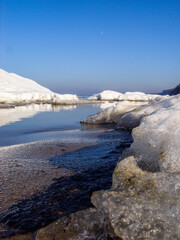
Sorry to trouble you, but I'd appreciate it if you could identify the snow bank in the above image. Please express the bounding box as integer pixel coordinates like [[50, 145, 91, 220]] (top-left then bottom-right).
[[88, 90, 163, 101], [0, 69, 79, 104], [131, 95, 180, 173], [116, 95, 179, 130], [82, 94, 179, 130], [90, 94, 180, 239], [83, 94, 180, 172], [88, 90, 121, 101], [81, 101, 148, 124]]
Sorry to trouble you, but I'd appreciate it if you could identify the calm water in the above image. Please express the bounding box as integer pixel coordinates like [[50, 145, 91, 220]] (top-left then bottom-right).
[[0, 103, 107, 147]]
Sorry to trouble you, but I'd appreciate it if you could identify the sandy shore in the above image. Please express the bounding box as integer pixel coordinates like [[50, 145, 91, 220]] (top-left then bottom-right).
[[0, 140, 94, 213]]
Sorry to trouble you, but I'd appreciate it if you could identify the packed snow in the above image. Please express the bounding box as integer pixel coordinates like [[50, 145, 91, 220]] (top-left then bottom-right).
[[88, 90, 163, 101], [81, 101, 147, 124], [0, 69, 79, 104], [116, 95, 179, 130], [83, 94, 180, 173], [131, 96, 180, 173]]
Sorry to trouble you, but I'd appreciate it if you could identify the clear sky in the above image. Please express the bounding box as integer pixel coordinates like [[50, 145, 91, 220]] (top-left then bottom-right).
[[0, 0, 180, 95]]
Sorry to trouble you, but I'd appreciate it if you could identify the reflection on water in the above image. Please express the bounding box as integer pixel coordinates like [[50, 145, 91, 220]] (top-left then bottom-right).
[[0, 103, 117, 147], [0, 104, 76, 127]]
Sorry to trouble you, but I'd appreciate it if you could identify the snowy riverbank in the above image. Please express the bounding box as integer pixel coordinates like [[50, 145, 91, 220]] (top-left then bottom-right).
[[36, 94, 180, 240], [83, 94, 180, 239]]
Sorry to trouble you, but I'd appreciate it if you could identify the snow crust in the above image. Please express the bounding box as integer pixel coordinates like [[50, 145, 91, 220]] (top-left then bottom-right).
[[0, 69, 79, 104], [83, 94, 180, 173], [131, 95, 180, 173], [88, 90, 163, 101], [81, 101, 148, 124], [116, 95, 179, 130]]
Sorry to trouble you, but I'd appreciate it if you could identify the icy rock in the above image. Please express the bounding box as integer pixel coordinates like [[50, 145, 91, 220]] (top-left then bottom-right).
[[0, 69, 79, 104], [36, 208, 121, 240], [91, 156, 180, 240], [2, 233, 33, 240], [89, 95, 180, 239]]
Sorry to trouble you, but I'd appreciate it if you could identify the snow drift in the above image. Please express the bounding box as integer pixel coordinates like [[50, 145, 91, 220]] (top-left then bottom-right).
[[0, 69, 79, 104], [82, 94, 180, 172], [88, 90, 163, 101]]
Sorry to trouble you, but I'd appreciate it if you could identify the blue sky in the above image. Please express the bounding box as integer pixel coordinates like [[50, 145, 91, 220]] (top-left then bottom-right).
[[0, 0, 180, 95]]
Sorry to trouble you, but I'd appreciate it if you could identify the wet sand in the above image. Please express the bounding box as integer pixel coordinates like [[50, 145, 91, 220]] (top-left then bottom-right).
[[0, 140, 94, 213]]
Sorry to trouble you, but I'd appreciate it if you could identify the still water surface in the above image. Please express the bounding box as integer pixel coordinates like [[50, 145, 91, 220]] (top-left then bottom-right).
[[0, 104, 106, 147]]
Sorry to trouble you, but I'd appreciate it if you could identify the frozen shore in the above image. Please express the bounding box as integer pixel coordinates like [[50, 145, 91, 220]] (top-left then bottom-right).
[[0, 127, 131, 240], [1, 68, 179, 239], [37, 94, 180, 240], [86, 94, 180, 239], [0, 140, 94, 213]]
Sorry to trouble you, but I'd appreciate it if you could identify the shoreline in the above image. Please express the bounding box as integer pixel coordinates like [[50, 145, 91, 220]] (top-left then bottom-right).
[[0, 128, 132, 240], [0, 140, 95, 213]]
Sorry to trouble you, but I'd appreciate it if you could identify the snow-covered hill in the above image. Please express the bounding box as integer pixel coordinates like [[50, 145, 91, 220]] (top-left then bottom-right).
[[0, 69, 79, 104]]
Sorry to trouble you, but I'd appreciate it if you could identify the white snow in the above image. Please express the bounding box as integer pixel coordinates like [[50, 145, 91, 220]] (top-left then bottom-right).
[[131, 95, 180, 173], [81, 101, 148, 124], [83, 94, 180, 173], [116, 95, 179, 130], [0, 69, 79, 104], [88, 90, 163, 101], [88, 90, 122, 101]]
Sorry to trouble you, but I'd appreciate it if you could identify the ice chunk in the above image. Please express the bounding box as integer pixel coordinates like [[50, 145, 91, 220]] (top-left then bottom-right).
[[131, 96, 180, 173], [81, 101, 148, 124]]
